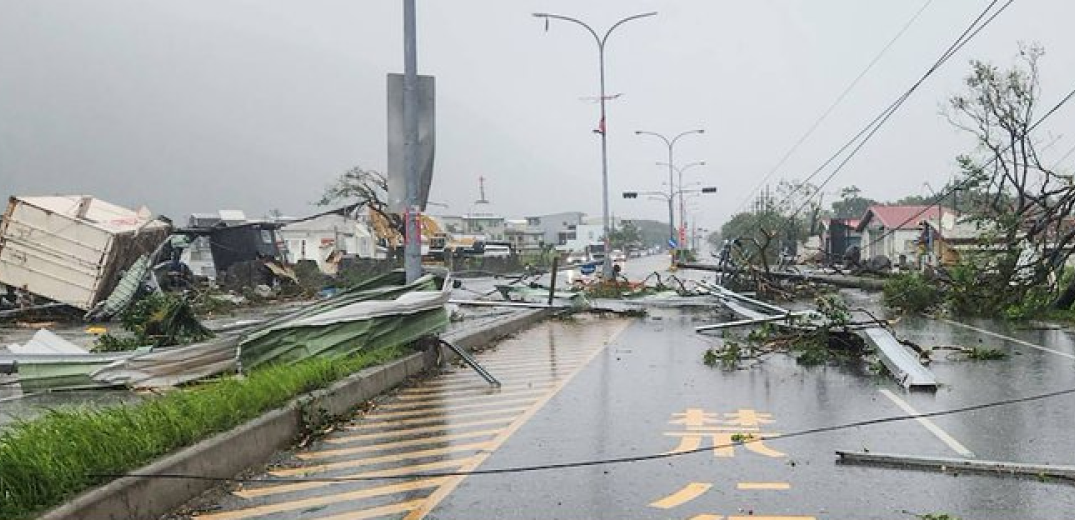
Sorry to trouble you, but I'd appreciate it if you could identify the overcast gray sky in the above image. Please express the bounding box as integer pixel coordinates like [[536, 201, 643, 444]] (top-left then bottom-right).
[[2, 1, 1074, 232]]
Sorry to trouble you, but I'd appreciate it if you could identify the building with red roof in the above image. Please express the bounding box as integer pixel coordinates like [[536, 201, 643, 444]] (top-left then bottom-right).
[[856, 205, 958, 265]]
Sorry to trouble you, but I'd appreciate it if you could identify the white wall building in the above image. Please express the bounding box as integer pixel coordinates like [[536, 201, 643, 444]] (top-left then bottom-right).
[[278, 213, 378, 272]]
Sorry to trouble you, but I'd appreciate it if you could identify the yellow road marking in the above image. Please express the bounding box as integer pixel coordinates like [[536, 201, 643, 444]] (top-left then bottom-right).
[[395, 383, 554, 400], [345, 406, 528, 431], [466, 354, 593, 368], [397, 383, 488, 395], [270, 441, 491, 477], [737, 482, 791, 490], [431, 358, 595, 378], [299, 428, 502, 460], [363, 396, 542, 421], [649, 482, 713, 509], [302, 498, 425, 520], [402, 319, 632, 520], [689, 515, 723, 520], [236, 457, 476, 499], [417, 375, 567, 391], [326, 417, 514, 444], [459, 348, 594, 361], [431, 366, 574, 383], [431, 364, 584, 380], [198, 479, 444, 520], [375, 388, 547, 411], [406, 373, 568, 391]]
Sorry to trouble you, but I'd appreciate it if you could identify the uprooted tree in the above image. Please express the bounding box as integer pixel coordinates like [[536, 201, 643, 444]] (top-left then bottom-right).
[[318, 166, 405, 256], [719, 179, 820, 272], [943, 44, 1075, 313]]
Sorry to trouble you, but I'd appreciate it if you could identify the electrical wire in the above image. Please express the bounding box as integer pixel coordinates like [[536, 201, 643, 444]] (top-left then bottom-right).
[[89, 385, 1075, 483], [771, 0, 1014, 217], [858, 83, 1075, 252], [735, 0, 936, 214]]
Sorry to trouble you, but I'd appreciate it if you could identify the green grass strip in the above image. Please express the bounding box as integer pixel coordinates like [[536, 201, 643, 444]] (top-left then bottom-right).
[[0, 344, 407, 519]]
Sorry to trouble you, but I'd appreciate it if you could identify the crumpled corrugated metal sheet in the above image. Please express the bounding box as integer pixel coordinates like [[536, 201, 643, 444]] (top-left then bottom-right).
[[90, 270, 450, 388], [238, 272, 449, 370], [90, 335, 241, 389]]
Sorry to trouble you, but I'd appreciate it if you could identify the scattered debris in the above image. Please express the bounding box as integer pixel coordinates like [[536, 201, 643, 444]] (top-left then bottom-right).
[[836, 450, 1075, 483], [3, 270, 453, 392], [695, 284, 938, 388]]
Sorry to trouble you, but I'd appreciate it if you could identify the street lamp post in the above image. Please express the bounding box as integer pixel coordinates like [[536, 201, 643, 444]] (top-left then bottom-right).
[[622, 187, 717, 257], [657, 160, 705, 252], [533, 11, 657, 279], [635, 130, 705, 260]]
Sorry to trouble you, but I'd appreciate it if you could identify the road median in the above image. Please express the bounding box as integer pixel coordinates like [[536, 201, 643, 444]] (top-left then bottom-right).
[[32, 308, 550, 520]]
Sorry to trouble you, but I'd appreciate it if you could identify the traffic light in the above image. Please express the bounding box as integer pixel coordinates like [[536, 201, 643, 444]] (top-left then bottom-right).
[[622, 192, 638, 199], [701, 187, 717, 193]]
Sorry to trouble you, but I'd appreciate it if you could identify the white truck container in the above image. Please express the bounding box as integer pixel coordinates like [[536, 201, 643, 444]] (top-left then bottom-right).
[[0, 195, 171, 311]]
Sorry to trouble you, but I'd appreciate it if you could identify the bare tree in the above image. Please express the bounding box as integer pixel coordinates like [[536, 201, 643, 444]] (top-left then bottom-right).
[[318, 166, 405, 253], [947, 44, 1075, 309]]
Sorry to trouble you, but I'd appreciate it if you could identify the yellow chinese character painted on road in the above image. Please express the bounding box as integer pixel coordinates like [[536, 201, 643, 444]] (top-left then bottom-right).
[[664, 408, 785, 458], [669, 408, 723, 428], [723, 409, 775, 428]]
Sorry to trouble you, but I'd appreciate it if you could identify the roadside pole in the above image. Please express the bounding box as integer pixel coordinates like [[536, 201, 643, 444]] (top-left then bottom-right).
[[403, 0, 421, 283]]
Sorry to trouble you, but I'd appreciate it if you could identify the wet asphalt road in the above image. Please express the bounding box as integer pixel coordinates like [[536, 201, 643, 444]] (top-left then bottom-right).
[[433, 307, 1075, 520], [190, 255, 1075, 520]]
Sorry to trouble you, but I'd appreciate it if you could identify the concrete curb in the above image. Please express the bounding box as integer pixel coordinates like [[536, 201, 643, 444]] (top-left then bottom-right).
[[37, 308, 551, 520]]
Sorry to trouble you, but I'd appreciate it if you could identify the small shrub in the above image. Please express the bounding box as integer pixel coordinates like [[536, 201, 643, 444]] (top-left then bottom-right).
[[703, 342, 742, 369], [1002, 287, 1053, 321], [94, 293, 213, 352], [882, 273, 942, 313]]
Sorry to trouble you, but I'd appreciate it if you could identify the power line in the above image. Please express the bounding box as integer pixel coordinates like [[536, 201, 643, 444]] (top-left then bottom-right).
[[1052, 141, 1075, 170], [776, 0, 1014, 218], [92, 385, 1075, 483], [735, 0, 936, 214], [860, 83, 1075, 251]]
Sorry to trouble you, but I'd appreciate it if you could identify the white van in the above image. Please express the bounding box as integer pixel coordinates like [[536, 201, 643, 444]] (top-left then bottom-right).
[[482, 244, 512, 258]]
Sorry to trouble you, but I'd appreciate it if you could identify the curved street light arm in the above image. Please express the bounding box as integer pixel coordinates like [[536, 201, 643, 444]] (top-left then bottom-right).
[[602, 12, 658, 47], [533, 13, 601, 47], [670, 129, 705, 148], [657, 160, 706, 175], [635, 130, 672, 147]]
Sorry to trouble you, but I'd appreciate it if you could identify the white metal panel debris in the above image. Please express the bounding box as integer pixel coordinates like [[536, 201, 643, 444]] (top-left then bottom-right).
[[861, 326, 939, 390], [0, 195, 170, 310]]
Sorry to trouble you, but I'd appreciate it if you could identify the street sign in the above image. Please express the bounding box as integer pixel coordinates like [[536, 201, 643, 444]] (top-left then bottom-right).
[[668, 238, 678, 248], [387, 73, 436, 213]]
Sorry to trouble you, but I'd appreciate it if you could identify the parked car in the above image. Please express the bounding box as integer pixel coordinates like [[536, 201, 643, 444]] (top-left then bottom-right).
[[610, 249, 627, 262], [565, 250, 588, 265]]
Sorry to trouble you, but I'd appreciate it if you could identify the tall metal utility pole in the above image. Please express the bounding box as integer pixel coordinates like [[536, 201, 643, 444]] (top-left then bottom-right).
[[533, 11, 656, 280], [402, 0, 421, 283]]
